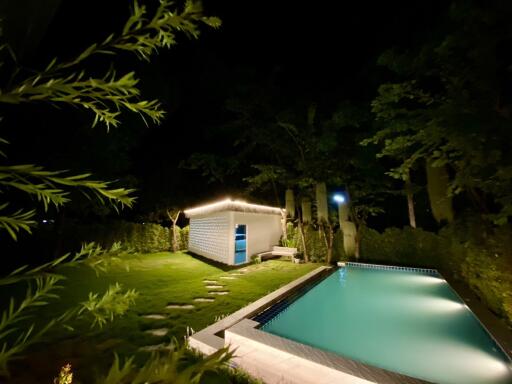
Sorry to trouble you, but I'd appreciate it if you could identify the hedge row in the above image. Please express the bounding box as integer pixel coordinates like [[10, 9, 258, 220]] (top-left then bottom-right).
[[359, 227, 450, 269], [359, 224, 512, 326], [60, 220, 189, 253], [285, 221, 512, 326]]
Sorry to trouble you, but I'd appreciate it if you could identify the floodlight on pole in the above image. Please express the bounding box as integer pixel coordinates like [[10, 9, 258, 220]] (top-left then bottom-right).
[[333, 194, 345, 204]]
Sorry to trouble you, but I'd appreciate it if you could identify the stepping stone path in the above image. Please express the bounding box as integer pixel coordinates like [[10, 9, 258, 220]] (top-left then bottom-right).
[[194, 297, 215, 302], [208, 291, 229, 295], [166, 304, 195, 309], [205, 284, 224, 289], [220, 276, 237, 280], [142, 314, 167, 320], [145, 328, 169, 337], [229, 273, 244, 276], [203, 280, 218, 284]]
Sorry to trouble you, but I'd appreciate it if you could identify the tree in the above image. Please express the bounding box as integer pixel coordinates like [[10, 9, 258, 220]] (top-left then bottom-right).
[[0, 0, 221, 378], [185, 74, 388, 262], [167, 208, 181, 252], [363, 80, 455, 225], [269, 104, 385, 263], [346, 184, 385, 259], [364, 1, 512, 226]]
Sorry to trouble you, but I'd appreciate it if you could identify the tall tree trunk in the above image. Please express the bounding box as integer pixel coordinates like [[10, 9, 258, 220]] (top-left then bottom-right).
[[167, 210, 181, 252], [405, 171, 417, 228], [354, 225, 362, 260], [315, 182, 328, 222], [426, 161, 454, 223], [340, 220, 357, 258], [173, 221, 178, 251], [321, 223, 334, 264], [301, 197, 311, 223], [285, 189, 295, 218], [280, 209, 288, 244], [298, 220, 308, 262], [338, 188, 356, 258], [338, 201, 349, 225]]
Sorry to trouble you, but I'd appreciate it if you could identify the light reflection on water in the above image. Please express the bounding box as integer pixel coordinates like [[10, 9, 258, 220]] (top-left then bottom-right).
[[262, 266, 512, 384]]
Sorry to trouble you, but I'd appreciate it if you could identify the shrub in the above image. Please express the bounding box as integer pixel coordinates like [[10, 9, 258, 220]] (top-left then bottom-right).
[[332, 230, 346, 262], [360, 227, 447, 268], [303, 226, 328, 263], [456, 226, 512, 324], [359, 224, 512, 327], [179, 225, 190, 250], [281, 222, 300, 248], [58, 220, 171, 253], [284, 224, 346, 263], [460, 248, 510, 319], [250, 254, 262, 264]]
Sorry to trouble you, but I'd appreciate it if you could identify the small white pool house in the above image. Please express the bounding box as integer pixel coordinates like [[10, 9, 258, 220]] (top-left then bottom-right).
[[184, 199, 283, 265]]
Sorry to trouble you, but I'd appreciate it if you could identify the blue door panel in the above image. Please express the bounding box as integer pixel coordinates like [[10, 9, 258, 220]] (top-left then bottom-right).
[[234, 225, 246, 264]]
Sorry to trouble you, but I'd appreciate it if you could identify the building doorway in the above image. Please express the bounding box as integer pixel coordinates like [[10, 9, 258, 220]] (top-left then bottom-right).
[[234, 224, 247, 264]]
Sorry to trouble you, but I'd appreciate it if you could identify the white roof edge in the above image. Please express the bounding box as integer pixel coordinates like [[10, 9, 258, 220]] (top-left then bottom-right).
[[184, 199, 283, 218]]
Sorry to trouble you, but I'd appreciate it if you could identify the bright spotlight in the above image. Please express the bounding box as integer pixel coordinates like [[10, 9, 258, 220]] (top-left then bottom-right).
[[333, 194, 345, 204]]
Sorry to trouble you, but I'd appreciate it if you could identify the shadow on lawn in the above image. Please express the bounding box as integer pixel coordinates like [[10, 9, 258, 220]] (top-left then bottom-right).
[[185, 252, 249, 272]]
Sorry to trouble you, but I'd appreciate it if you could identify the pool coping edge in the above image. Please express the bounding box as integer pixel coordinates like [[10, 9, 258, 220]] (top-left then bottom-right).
[[189, 261, 512, 384], [188, 265, 331, 354], [227, 318, 429, 384]]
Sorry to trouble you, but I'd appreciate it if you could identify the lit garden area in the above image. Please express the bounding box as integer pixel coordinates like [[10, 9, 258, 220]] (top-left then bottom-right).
[[9, 252, 316, 383], [1, 0, 512, 383]]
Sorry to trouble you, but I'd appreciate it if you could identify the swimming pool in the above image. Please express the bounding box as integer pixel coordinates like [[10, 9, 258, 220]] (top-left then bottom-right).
[[257, 264, 512, 384]]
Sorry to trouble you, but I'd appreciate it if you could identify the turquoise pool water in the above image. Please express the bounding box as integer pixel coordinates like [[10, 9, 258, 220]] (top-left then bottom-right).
[[260, 266, 512, 384]]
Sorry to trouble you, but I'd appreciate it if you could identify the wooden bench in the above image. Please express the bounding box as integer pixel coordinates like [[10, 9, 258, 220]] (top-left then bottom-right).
[[255, 246, 298, 262]]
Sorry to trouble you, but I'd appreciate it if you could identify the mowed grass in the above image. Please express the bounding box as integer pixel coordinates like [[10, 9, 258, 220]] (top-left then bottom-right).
[[10, 252, 318, 383]]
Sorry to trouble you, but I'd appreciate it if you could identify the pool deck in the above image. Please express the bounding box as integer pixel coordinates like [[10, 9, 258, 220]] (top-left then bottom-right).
[[189, 263, 512, 384], [226, 318, 428, 384], [189, 265, 428, 384], [188, 266, 331, 355]]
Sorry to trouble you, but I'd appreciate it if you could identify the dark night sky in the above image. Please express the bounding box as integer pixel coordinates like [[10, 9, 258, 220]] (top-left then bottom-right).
[[0, 0, 455, 264], [2, 0, 449, 213]]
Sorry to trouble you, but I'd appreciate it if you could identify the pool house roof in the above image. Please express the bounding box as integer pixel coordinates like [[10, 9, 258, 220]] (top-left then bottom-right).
[[184, 199, 283, 218]]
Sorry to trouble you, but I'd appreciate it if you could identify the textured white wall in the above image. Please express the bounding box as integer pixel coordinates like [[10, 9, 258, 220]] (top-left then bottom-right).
[[232, 212, 282, 262], [188, 211, 230, 264], [189, 211, 282, 265]]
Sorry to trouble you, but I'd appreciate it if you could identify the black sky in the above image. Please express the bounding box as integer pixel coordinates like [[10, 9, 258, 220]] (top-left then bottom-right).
[[2, 0, 449, 213]]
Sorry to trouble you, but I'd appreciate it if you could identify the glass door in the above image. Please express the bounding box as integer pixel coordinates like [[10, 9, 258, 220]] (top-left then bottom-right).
[[234, 224, 247, 264]]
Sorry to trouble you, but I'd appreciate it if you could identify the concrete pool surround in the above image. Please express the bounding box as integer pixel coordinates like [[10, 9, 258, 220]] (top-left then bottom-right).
[[189, 263, 512, 384]]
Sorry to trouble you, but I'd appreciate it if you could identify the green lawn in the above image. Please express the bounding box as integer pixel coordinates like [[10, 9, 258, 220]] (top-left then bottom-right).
[[11, 252, 318, 383]]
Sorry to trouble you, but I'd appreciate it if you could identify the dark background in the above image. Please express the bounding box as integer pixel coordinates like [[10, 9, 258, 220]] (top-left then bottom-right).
[[0, 0, 450, 261]]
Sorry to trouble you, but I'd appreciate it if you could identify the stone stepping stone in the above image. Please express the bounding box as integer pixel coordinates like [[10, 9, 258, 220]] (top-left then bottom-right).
[[203, 280, 218, 284], [141, 314, 167, 320], [145, 328, 169, 337], [220, 276, 237, 280], [229, 273, 244, 276], [208, 291, 229, 295], [205, 284, 224, 289], [166, 304, 195, 309], [194, 297, 215, 302], [138, 343, 172, 353]]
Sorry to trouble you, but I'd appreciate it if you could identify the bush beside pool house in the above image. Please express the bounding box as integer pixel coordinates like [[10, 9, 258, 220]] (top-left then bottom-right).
[[184, 199, 283, 265]]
